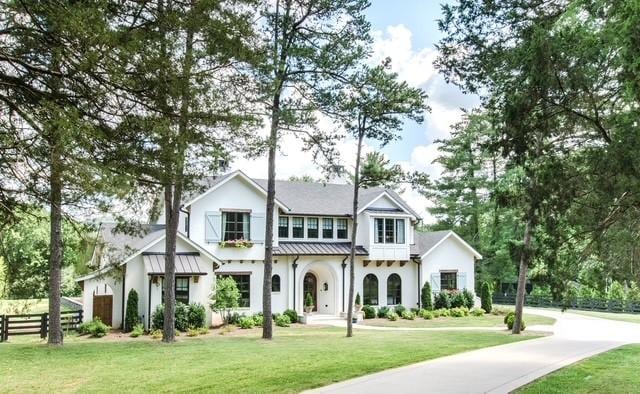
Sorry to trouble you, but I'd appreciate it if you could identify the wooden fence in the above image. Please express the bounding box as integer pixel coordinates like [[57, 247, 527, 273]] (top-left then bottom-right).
[[0, 310, 83, 342], [493, 294, 640, 314]]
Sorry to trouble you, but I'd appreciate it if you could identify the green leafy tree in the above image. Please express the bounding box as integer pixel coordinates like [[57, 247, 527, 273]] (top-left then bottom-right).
[[256, 0, 371, 340], [324, 60, 426, 337], [210, 277, 240, 326], [480, 282, 492, 314]]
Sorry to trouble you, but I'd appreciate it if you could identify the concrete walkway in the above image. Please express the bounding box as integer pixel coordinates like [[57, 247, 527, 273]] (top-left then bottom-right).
[[307, 308, 640, 394]]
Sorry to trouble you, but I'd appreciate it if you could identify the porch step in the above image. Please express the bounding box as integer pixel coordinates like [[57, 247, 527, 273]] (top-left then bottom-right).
[[301, 314, 343, 324]]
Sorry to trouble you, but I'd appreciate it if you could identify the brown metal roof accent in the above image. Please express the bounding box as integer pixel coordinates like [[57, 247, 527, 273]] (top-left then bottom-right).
[[273, 242, 368, 256], [143, 253, 208, 275]]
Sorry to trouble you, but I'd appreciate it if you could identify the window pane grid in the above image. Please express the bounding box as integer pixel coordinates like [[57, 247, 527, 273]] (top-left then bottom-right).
[[337, 219, 347, 239], [307, 218, 319, 238], [387, 274, 401, 305], [278, 217, 289, 238], [322, 218, 333, 238], [292, 217, 304, 238], [363, 274, 378, 305], [223, 212, 249, 241]]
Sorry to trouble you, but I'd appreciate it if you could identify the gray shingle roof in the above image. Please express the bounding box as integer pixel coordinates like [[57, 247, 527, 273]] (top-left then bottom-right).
[[410, 230, 452, 257], [273, 242, 368, 256], [93, 223, 166, 268]]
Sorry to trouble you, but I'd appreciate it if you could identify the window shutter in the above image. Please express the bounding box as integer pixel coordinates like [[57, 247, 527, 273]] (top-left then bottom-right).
[[250, 213, 265, 243], [457, 272, 467, 290], [205, 212, 221, 242], [430, 273, 440, 292]]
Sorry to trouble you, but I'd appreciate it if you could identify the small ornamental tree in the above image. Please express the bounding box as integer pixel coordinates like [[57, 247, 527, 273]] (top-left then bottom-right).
[[421, 282, 433, 311], [305, 293, 314, 309], [481, 282, 493, 314], [210, 277, 240, 325], [355, 292, 362, 307], [124, 289, 139, 332]]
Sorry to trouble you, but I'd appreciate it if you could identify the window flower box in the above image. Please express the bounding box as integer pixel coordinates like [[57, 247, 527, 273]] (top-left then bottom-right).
[[219, 239, 254, 248]]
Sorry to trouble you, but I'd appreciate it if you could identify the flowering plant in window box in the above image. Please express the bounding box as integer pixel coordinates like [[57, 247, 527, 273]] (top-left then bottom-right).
[[219, 239, 254, 248]]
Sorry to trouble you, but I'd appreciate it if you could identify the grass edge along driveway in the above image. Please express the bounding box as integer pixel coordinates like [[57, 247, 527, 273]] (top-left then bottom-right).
[[1, 326, 540, 393], [517, 344, 640, 393]]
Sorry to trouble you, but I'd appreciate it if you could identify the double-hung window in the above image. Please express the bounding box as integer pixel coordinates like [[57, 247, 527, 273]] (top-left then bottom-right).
[[322, 218, 333, 239], [292, 217, 304, 238], [307, 218, 319, 239], [222, 211, 249, 241], [336, 218, 348, 239], [278, 217, 289, 238], [374, 218, 406, 244]]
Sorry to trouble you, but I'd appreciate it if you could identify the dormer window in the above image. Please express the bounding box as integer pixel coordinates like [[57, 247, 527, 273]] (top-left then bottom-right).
[[374, 218, 406, 244], [223, 211, 249, 241], [337, 218, 348, 239], [307, 218, 319, 239], [292, 217, 304, 238]]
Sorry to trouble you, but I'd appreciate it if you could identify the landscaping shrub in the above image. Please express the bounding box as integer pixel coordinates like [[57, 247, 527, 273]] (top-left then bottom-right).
[[130, 323, 144, 338], [450, 291, 466, 308], [401, 310, 415, 320], [228, 312, 241, 325], [79, 318, 110, 337], [421, 310, 434, 319], [504, 311, 515, 325], [238, 316, 255, 329], [151, 305, 164, 330], [470, 307, 485, 316], [198, 327, 209, 335], [252, 313, 264, 327], [377, 306, 390, 318], [421, 281, 433, 310], [481, 282, 492, 314], [275, 314, 291, 327], [434, 292, 451, 309], [460, 306, 469, 316], [124, 288, 139, 332], [506, 313, 526, 330], [187, 328, 199, 337], [355, 292, 361, 306], [175, 302, 189, 331], [187, 303, 207, 328], [283, 308, 298, 324], [462, 289, 475, 309], [150, 329, 163, 339], [387, 311, 399, 321], [393, 305, 406, 315], [433, 308, 450, 317], [450, 307, 465, 317], [362, 305, 376, 319], [305, 292, 314, 310]]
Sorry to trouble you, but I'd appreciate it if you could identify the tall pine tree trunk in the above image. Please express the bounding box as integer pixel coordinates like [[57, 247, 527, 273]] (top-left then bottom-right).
[[347, 132, 364, 337], [513, 207, 533, 334], [48, 132, 63, 346], [163, 184, 177, 342], [263, 101, 280, 340]]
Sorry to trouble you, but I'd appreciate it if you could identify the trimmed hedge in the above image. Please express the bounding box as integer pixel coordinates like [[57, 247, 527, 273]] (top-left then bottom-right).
[[481, 282, 492, 313], [124, 289, 139, 332], [421, 281, 433, 310]]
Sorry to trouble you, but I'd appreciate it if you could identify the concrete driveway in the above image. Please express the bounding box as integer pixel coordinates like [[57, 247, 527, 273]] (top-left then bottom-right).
[[307, 308, 640, 394]]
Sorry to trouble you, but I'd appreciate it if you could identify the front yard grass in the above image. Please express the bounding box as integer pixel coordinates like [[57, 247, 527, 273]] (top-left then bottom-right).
[[518, 344, 640, 393], [1, 326, 539, 393], [361, 313, 556, 328], [0, 298, 71, 314]]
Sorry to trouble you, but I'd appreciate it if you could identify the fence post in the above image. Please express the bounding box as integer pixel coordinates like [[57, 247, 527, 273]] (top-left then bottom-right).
[[0, 315, 5, 342], [40, 313, 48, 339]]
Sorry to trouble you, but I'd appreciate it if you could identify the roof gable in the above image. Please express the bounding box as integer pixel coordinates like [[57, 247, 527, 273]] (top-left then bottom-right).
[[412, 230, 482, 260]]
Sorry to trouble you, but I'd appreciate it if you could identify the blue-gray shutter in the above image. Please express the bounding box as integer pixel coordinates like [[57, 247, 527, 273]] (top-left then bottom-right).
[[430, 273, 440, 292], [457, 272, 467, 290], [205, 212, 221, 242], [250, 213, 265, 243]]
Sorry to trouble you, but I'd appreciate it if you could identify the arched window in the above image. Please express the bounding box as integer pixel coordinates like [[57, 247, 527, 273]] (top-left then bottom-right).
[[387, 274, 402, 305], [363, 274, 378, 305], [271, 274, 281, 292]]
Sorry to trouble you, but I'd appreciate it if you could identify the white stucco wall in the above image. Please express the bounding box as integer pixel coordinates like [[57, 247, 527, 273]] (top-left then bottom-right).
[[421, 235, 477, 296], [81, 273, 123, 328]]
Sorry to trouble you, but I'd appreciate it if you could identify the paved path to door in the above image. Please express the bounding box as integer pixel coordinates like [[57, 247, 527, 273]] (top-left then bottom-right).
[[307, 308, 640, 394]]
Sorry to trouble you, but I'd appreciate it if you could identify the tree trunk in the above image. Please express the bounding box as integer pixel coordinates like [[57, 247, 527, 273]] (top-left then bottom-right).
[[48, 134, 63, 346], [263, 99, 280, 339], [513, 210, 533, 334], [347, 132, 364, 337], [162, 183, 177, 342]]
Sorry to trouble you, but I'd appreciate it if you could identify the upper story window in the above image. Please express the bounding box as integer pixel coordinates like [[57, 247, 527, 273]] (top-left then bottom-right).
[[322, 218, 333, 238], [337, 218, 348, 239], [307, 218, 319, 238], [374, 218, 406, 244], [292, 217, 304, 238], [278, 217, 289, 238], [223, 211, 249, 241]]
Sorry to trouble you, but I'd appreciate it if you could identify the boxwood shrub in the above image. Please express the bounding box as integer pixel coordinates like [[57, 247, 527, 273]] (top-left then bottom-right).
[[283, 309, 298, 324], [238, 316, 255, 329], [450, 291, 466, 308], [393, 305, 406, 315], [377, 306, 390, 318], [275, 314, 291, 327], [401, 310, 416, 320], [187, 303, 206, 329], [79, 318, 110, 337], [434, 292, 451, 309], [387, 311, 399, 321], [362, 305, 376, 319]]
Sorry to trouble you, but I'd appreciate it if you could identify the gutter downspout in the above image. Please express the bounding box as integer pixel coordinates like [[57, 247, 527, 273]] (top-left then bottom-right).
[[341, 256, 348, 313], [148, 278, 152, 329], [413, 258, 421, 309], [292, 256, 299, 311], [121, 264, 126, 330]]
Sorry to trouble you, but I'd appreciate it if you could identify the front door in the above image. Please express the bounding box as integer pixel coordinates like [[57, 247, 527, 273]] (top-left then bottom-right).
[[303, 272, 318, 312]]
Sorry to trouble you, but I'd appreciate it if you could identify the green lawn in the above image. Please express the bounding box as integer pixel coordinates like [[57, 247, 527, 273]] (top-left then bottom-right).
[[569, 310, 640, 324], [0, 298, 70, 314], [518, 344, 640, 393], [361, 313, 556, 328], [0, 326, 538, 393]]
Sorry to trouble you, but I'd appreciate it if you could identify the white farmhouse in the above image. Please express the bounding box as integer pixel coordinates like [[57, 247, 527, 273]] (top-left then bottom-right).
[[77, 170, 482, 328]]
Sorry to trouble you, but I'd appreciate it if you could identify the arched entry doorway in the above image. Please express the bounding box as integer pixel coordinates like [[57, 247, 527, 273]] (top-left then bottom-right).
[[303, 272, 318, 312]]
